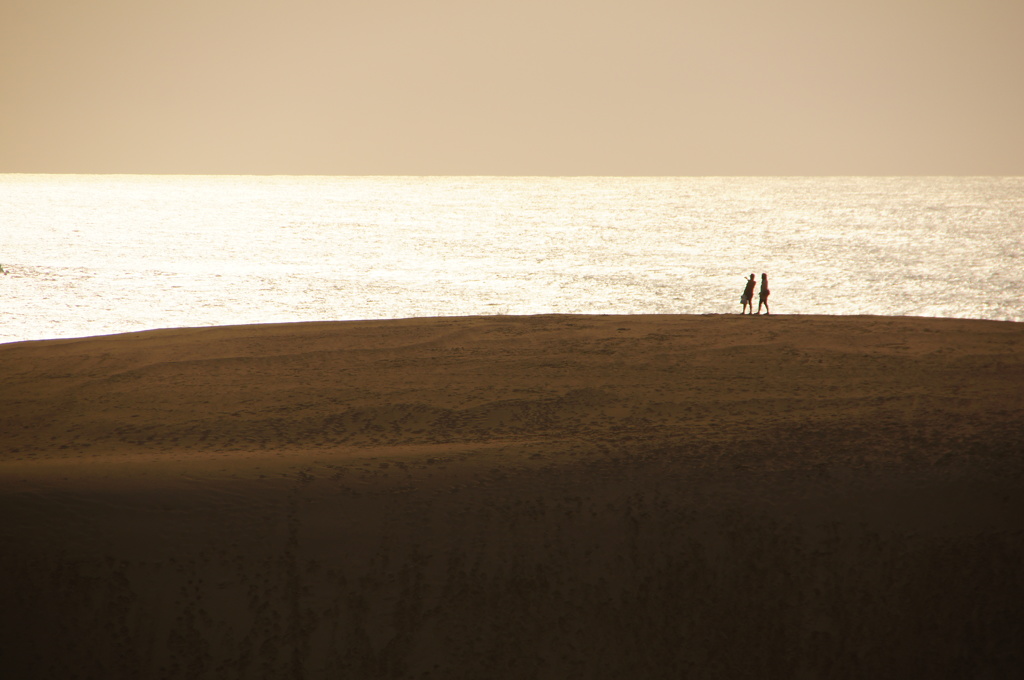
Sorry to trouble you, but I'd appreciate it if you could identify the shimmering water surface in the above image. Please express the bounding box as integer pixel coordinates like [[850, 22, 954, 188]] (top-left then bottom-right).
[[1, 175, 1021, 343]]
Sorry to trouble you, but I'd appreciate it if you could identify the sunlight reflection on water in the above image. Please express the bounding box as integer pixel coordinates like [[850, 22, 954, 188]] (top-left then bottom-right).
[[1, 175, 1021, 343]]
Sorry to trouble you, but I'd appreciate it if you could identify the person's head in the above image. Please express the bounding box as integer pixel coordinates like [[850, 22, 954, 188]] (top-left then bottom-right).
[[761, 272, 767, 280], [749, 273, 755, 279]]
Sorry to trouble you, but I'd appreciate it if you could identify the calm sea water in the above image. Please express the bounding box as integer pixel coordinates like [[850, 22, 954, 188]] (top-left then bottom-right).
[[1, 175, 1021, 344]]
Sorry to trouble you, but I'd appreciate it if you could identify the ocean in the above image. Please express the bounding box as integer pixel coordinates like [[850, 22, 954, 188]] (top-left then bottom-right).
[[1, 175, 1021, 344]]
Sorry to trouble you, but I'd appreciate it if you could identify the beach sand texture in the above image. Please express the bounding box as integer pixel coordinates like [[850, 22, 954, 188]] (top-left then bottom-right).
[[2, 314, 1023, 678]]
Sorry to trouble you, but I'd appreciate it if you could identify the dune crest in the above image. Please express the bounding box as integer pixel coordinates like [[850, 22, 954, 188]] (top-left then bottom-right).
[[2, 315, 1023, 678]]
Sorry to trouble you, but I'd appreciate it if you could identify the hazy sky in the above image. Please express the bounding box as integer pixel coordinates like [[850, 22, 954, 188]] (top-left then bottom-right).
[[2, 0, 1022, 175]]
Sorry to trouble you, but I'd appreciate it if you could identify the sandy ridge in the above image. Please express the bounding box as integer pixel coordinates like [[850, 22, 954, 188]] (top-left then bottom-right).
[[3, 314, 1022, 465], [2, 314, 1023, 679]]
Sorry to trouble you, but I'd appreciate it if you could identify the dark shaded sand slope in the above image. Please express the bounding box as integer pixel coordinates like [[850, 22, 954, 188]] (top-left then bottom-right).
[[2, 314, 1023, 679]]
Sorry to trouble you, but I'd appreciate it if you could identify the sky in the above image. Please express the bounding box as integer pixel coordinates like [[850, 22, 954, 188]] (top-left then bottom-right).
[[2, 0, 1022, 176]]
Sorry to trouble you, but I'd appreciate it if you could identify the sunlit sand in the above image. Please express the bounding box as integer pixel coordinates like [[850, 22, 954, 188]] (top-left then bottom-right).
[[2, 314, 1022, 677]]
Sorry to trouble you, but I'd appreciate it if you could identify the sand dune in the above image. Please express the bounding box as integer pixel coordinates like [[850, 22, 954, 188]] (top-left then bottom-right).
[[2, 314, 1023, 678]]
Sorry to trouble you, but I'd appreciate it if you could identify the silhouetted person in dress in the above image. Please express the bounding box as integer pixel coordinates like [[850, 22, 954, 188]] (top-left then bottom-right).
[[757, 272, 770, 314], [740, 273, 756, 314]]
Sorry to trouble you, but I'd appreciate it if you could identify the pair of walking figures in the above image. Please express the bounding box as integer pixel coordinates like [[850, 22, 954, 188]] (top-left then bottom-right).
[[740, 273, 770, 315]]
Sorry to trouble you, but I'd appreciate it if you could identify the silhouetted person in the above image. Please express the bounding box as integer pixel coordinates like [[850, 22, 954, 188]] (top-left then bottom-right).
[[740, 273, 756, 314], [757, 272, 770, 314]]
